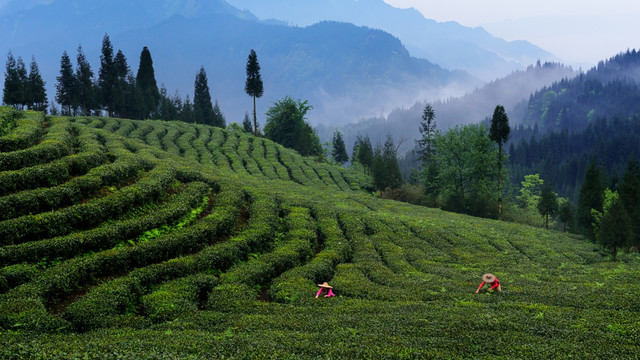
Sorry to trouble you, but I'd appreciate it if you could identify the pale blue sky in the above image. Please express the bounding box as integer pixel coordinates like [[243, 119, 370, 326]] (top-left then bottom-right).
[[384, 0, 640, 67]]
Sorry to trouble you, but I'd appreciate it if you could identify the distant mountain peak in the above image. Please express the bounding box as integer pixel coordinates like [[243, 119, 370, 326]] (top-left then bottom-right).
[[226, 0, 556, 81]]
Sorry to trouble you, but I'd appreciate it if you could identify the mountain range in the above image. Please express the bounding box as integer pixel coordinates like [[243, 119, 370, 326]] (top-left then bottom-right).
[[225, 0, 556, 81], [1, 0, 555, 127]]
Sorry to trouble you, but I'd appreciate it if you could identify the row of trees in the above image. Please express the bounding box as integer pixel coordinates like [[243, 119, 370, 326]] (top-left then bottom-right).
[[50, 35, 226, 127], [3, 35, 253, 128], [3, 52, 48, 111], [576, 159, 640, 259], [352, 134, 402, 191]]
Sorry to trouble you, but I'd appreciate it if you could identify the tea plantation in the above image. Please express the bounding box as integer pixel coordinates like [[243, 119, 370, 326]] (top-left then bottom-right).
[[0, 109, 638, 359]]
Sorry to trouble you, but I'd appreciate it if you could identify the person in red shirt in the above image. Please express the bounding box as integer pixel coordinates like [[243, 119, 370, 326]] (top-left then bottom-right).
[[315, 282, 336, 298], [475, 273, 501, 293]]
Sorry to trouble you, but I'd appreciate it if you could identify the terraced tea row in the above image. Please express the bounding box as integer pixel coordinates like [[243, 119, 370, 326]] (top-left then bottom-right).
[[0, 110, 638, 358], [75, 117, 372, 191]]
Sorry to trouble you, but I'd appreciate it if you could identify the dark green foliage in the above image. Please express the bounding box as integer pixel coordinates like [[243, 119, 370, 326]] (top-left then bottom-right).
[[135, 47, 160, 119], [490, 105, 510, 218], [98, 34, 117, 117], [26, 56, 47, 112], [596, 197, 633, 260], [193, 67, 215, 126], [3, 51, 24, 109], [242, 112, 252, 133], [537, 183, 558, 229], [331, 130, 348, 164], [75, 46, 96, 116], [618, 157, 640, 247], [156, 85, 178, 121], [577, 160, 605, 237], [55, 51, 76, 115], [558, 200, 574, 232], [372, 135, 402, 191], [212, 100, 226, 128], [112, 50, 136, 119], [351, 135, 373, 173], [416, 103, 436, 163], [264, 96, 322, 157], [433, 123, 497, 216], [245, 49, 263, 135]]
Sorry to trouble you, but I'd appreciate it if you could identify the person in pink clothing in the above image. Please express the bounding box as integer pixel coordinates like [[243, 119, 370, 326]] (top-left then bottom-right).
[[475, 273, 502, 293], [315, 282, 336, 298]]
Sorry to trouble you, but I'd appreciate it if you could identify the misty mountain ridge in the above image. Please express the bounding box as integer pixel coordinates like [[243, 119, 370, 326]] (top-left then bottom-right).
[[521, 49, 640, 135], [0, 0, 478, 126], [321, 61, 577, 155], [225, 0, 556, 81]]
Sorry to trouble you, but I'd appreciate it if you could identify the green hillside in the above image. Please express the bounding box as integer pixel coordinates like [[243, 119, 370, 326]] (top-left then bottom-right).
[[0, 109, 638, 359]]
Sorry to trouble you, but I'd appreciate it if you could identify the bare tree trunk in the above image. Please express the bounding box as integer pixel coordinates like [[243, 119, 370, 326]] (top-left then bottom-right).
[[253, 96, 258, 136]]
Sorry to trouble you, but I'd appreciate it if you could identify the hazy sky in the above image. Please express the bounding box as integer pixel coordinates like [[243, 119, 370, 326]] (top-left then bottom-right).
[[384, 0, 640, 67]]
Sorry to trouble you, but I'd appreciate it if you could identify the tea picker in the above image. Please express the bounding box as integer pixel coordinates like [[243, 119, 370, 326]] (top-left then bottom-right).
[[315, 282, 336, 298], [475, 273, 502, 293]]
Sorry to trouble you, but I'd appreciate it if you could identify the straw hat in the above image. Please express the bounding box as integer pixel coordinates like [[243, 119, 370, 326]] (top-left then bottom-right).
[[482, 273, 496, 283], [317, 282, 333, 289]]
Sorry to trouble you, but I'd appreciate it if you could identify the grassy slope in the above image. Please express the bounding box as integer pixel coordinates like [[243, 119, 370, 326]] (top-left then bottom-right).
[[0, 111, 638, 359]]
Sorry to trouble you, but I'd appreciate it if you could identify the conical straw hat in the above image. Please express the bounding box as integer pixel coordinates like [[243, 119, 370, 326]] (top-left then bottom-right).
[[317, 282, 333, 289], [482, 273, 496, 283]]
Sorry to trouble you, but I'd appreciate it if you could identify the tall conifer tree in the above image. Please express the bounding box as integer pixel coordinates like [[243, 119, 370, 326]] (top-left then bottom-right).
[[242, 112, 252, 133], [577, 160, 604, 238], [489, 105, 510, 219], [245, 49, 263, 135], [75, 46, 95, 116], [15, 57, 28, 109], [331, 130, 349, 164], [99, 34, 116, 116], [3, 51, 23, 108], [55, 51, 76, 115], [212, 100, 226, 128], [27, 56, 47, 111], [193, 67, 214, 125], [136, 46, 160, 119]]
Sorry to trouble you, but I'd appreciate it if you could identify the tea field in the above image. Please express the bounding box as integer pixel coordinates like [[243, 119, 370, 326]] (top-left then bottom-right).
[[0, 109, 639, 359]]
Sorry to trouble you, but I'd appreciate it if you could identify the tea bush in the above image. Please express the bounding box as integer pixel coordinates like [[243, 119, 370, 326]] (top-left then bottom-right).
[[0, 111, 638, 358], [0, 110, 43, 152]]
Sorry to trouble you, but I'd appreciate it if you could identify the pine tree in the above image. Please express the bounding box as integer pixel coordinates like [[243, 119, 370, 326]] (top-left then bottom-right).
[[352, 135, 373, 174], [416, 104, 436, 163], [75, 46, 95, 116], [99, 34, 116, 117], [112, 49, 132, 118], [27, 56, 47, 111], [158, 84, 178, 121], [372, 135, 402, 191], [3, 51, 22, 108], [558, 199, 574, 232], [245, 49, 263, 136], [489, 105, 510, 219], [619, 157, 640, 248], [136, 46, 160, 119], [331, 130, 349, 164], [193, 67, 214, 125], [242, 112, 253, 133], [596, 197, 633, 261], [180, 95, 194, 123], [212, 100, 226, 128], [538, 183, 558, 229], [15, 57, 28, 109], [577, 160, 605, 239], [55, 51, 76, 115]]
